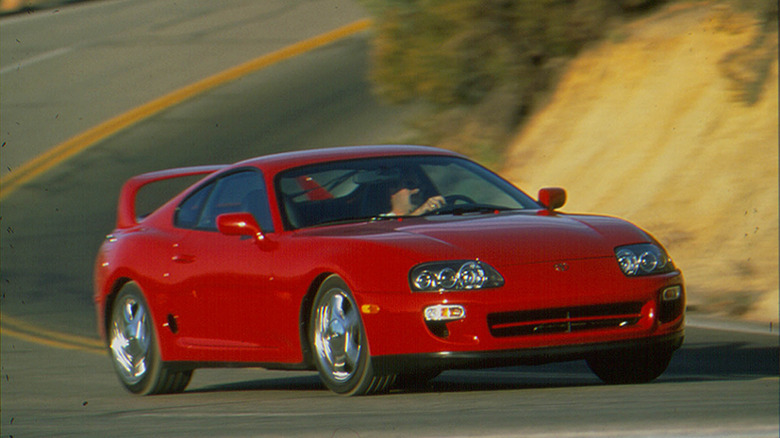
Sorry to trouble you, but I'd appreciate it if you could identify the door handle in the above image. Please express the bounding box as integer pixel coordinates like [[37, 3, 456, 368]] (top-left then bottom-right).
[[172, 254, 196, 264]]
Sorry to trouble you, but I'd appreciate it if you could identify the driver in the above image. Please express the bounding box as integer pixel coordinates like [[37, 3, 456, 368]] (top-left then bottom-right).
[[388, 183, 445, 216]]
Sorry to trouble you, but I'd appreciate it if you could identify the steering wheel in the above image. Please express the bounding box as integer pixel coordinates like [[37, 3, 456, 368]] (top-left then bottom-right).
[[444, 194, 476, 205]]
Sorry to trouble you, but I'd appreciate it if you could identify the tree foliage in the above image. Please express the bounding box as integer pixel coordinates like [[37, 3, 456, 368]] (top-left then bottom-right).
[[362, 0, 619, 106]]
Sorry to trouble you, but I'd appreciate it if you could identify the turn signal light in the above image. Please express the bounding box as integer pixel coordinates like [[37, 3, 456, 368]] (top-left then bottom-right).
[[424, 304, 465, 322]]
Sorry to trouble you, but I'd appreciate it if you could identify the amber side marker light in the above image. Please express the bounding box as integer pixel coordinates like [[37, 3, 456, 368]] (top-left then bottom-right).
[[361, 304, 381, 314]]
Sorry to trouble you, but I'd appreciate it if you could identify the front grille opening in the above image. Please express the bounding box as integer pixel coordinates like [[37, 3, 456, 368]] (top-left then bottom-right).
[[659, 298, 684, 323], [487, 302, 643, 338]]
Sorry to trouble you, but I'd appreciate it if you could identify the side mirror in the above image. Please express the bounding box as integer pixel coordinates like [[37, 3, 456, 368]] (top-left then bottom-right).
[[217, 213, 265, 241], [538, 187, 566, 212]]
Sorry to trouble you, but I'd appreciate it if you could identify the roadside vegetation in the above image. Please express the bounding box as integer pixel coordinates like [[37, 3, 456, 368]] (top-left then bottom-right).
[[359, 0, 777, 167], [360, 0, 778, 321]]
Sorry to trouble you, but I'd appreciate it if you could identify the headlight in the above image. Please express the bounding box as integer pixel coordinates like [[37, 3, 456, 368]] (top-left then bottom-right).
[[410, 260, 504, 292], [615, 244, 675, 276]]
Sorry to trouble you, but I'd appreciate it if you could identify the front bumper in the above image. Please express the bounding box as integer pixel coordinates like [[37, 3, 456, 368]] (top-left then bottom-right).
[[358, 265, 685, 357], [371, 330, 684, 375]]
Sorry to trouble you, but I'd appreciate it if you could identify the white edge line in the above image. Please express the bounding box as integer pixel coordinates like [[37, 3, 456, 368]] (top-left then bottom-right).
[[686, 315, 780, 337], [0, 46, 73, 74]]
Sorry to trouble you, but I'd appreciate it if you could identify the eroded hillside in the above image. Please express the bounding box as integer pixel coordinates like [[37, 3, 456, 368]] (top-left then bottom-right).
[[504, 2, 778, 322]]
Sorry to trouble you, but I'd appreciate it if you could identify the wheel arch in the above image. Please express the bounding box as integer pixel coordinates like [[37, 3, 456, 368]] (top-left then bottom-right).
[[298, 272, 333, 368]]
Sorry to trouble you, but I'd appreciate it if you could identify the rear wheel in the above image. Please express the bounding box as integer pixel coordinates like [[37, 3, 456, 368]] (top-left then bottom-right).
[[309, 275, 395, 395], [586, 345, 674, 384], [108, 283, 192, 395]]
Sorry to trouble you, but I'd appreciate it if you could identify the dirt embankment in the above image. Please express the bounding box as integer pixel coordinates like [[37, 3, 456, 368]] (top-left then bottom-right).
[[504, 2, 778, 322]]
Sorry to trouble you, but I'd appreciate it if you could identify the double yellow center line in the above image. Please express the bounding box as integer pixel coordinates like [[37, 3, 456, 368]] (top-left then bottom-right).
[[0, 18, 372, 200], [1, 314, 105, 355]]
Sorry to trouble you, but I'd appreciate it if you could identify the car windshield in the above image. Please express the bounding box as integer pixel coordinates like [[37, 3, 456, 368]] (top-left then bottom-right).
[[276, 155, 539, 229]]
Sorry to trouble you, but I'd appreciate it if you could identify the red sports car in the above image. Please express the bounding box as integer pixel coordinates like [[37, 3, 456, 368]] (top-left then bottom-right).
[[94, 145, 685, 396]]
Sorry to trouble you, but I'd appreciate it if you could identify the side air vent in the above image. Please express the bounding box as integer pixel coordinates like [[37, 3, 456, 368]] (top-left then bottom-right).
[[165, 314, 179, 334]]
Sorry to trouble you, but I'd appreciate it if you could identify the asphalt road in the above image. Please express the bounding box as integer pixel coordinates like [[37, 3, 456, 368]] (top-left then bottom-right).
[[1, 323, 778, 437], [0, 0, 368, 180], [1, 1, 778, 437]]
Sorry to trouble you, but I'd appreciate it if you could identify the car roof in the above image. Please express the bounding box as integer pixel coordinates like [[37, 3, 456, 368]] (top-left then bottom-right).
[[233, 145, 464, 174]]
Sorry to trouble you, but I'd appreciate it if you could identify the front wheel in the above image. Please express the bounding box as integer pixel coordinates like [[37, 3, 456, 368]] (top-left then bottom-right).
[[108, 282, 192, 395], [586, 345, 674, 385], [309, 275, 395, 395]]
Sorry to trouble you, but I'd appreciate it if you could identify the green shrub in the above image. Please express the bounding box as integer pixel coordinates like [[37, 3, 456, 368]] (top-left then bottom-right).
[[362, 0, 616, 107], [359, 0, 632, 161]]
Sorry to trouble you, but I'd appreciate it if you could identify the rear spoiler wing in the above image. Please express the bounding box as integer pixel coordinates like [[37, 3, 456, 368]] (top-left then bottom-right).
[[116, 165, 225, 228]]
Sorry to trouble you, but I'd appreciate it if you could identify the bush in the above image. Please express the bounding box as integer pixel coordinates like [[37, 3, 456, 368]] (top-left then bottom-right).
[[362, 0, 618, 107], [359, 0, 636, 162]]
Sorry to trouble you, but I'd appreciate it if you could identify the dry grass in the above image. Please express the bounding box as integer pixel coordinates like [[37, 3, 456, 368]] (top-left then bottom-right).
[[503, 1, 778, 322]]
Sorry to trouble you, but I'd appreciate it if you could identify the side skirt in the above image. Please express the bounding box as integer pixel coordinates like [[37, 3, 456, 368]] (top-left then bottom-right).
[[163, 361, 315, 372]]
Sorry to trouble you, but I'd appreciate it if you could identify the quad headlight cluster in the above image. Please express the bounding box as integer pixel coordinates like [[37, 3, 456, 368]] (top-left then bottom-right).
[[615, 244, 675, 277], [410, 260, 504, 292]]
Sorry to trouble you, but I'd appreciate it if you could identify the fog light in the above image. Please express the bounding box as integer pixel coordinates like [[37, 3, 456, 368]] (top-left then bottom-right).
[[424, 304, 465, 322], [661, 285, 682, 301]]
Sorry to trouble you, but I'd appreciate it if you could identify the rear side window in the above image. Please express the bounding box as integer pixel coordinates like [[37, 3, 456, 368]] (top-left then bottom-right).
[[175, 182, 214, 229], [174, 170, 274, 232]]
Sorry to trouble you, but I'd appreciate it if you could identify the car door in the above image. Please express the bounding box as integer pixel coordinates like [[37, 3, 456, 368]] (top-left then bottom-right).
[[169, 169, 284, 360]]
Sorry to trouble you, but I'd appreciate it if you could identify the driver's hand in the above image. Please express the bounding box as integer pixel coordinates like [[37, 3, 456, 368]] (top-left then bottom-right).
[[414, 195, 446, 215]]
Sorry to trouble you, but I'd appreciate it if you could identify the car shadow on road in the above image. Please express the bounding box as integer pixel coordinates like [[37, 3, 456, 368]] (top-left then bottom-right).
[[189, 374, 325, 394], [188, 372, 598, 395], [187, 340, 778, 395], [662, 341, 779, 381]]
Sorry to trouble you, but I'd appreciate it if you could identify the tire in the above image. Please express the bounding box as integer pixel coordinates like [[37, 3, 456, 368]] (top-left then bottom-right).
[[108, 283, 192, 395], [586, 345, 674, 385], [309, 275, 395, 395]]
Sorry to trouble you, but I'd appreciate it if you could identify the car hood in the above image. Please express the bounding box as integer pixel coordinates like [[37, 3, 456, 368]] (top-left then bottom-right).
[[299, 211, 652, 267]]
